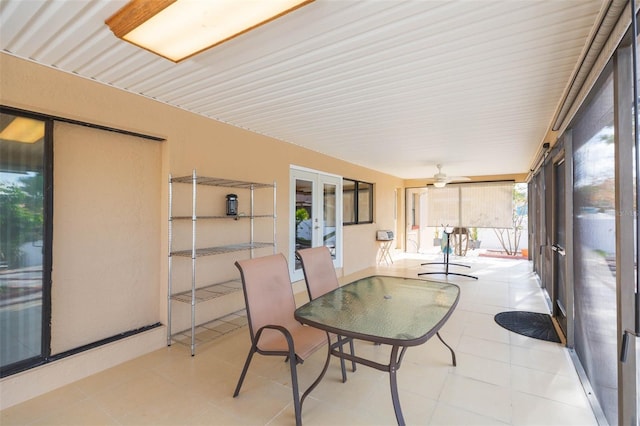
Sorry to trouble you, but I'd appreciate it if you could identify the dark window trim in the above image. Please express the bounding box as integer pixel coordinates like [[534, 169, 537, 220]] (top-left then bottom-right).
[[42, 118, 53, 364], [343, 178, 374, 225], [1, 323, 162, 378], [0, 108, 53, 377], [0, 105, 165, 142]]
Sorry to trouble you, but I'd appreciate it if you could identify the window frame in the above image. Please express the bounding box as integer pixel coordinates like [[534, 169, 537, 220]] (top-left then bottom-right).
[[343, 178, 374, 225], [0, 105, 163, 378], [0, 106, 53, 378]]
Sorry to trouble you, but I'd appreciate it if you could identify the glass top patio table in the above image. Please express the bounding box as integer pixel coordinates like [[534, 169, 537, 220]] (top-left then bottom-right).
[[294, 275, 460, 426], [295, 275, 460, 346]]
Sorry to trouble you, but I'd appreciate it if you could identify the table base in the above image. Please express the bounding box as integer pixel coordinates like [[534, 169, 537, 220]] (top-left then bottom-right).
[[304, 332, 456, 426]]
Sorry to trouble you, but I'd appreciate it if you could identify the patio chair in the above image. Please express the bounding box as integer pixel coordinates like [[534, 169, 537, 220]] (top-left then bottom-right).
[[296, 246, 357, 382], [233, 253, 330, 426]]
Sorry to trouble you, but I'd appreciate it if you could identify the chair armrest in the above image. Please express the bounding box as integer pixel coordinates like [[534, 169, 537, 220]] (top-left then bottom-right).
[[254, 324, 298, 360]]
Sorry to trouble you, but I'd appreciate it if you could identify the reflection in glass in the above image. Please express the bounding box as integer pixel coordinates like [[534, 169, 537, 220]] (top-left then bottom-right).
[[295, 276, 459, 341], [357, 182, 372, 223], [343, 179, 373, 225], [0, 112, 45, 370], [635, 26, 639, 412], [323, 183, 336, 257], [572, 73, 617, 424], [343, 179, 355, 223], [295, 179, 313, 270]]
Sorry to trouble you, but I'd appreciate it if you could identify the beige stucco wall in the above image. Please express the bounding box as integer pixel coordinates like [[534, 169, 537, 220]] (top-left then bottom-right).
[[51, 121, 162, 354], [0, 52, 404, 408]]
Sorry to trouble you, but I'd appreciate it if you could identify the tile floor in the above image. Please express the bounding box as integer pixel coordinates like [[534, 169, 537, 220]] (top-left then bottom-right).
[[0, 254, 598, 425]]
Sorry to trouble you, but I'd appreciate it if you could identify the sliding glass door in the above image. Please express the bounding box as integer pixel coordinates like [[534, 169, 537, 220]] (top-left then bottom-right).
[[0, 110, 51, 375], [572, 68, 618, 424], [552, 155, 568, 337]]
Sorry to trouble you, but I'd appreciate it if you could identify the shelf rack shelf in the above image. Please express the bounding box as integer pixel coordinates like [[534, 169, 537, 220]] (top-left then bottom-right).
[[170, 242, 275, 258], [170, 279, 243, 304], [168, 170, 276, 355], [170, 308, 248, 349]]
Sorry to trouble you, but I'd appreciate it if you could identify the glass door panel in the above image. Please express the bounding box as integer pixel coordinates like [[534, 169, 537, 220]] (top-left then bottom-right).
[[0, 112, 46, 372], [290, 168, 342, 281], [319, 174, 341, 262], [322, 182, 337, 258], [294, 178, 313, 252]]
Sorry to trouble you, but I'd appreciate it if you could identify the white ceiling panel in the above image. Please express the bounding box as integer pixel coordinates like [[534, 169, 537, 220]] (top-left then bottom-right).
[[0, 0, 606, 179]]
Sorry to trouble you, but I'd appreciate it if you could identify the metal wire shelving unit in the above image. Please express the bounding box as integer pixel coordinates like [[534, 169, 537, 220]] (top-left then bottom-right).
[[167, 170, 276, 355]]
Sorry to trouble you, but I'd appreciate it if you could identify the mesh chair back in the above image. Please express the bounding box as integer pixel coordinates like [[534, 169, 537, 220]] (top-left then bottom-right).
[[297, 246, 339, 299], [236, 254, 298, 341]]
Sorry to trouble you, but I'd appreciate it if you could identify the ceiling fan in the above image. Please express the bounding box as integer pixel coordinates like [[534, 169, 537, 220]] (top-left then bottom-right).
[[429, 164, 471, 188]]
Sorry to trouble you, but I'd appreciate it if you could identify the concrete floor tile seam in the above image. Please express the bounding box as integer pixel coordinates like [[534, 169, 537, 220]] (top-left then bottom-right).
[[455, 346, 512, 365], [459, 301, 514, 314], [508, 342, 567, 358], [394, 386, 440, 408], [457, 333, 512, 349], [61, 379, 99, 403], [460, 310, 501, 324], [92, 397, 153, 426], [438, 381, 515, 425], [0, 405, 57, 426], [397, 368, 452, 397], [203, 393, 264, 425], [445, 372, 514, 396], [509, 348, 575, 376], [509, 367, 579, 386], [37, 382, 114, 412], [507, 359, 565, 378], [428, 401, 512, 426], [30, 395, 112, 426], [450, 359, 512, 389], [509, 387, 592, 413]]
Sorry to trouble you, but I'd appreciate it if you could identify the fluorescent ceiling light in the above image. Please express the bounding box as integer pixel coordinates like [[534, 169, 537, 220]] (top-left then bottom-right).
[[0, 117, 45, 143], [106, 0, 314, 63]]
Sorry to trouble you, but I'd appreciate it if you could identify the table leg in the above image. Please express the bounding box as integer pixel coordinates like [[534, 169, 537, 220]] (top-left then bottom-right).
[[336, 335, 347, 383], [436, 332, 457, 366], [389, 345, 406, 426]]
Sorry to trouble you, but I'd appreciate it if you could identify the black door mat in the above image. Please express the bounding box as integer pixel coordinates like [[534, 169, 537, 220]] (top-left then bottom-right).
[[494, 311, 561, 343]]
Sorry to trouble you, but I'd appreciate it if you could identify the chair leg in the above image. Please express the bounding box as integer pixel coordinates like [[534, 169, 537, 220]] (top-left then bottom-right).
[[286, 347, 303, 426], [233, 345, 256, 397]]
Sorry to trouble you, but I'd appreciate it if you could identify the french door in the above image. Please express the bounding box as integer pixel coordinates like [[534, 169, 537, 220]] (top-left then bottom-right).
[[289, 167, 342, 281]]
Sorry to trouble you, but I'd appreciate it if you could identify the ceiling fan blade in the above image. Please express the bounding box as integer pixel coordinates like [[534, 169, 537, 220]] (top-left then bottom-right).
[[427, 164, 471, 186], [447, 176, 471, 182]]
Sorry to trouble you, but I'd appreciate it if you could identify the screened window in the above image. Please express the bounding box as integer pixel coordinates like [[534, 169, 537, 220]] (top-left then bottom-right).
[[343, 178, 373, 225], [572, 67, 618, 425], [426, 182, 514, 228]]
